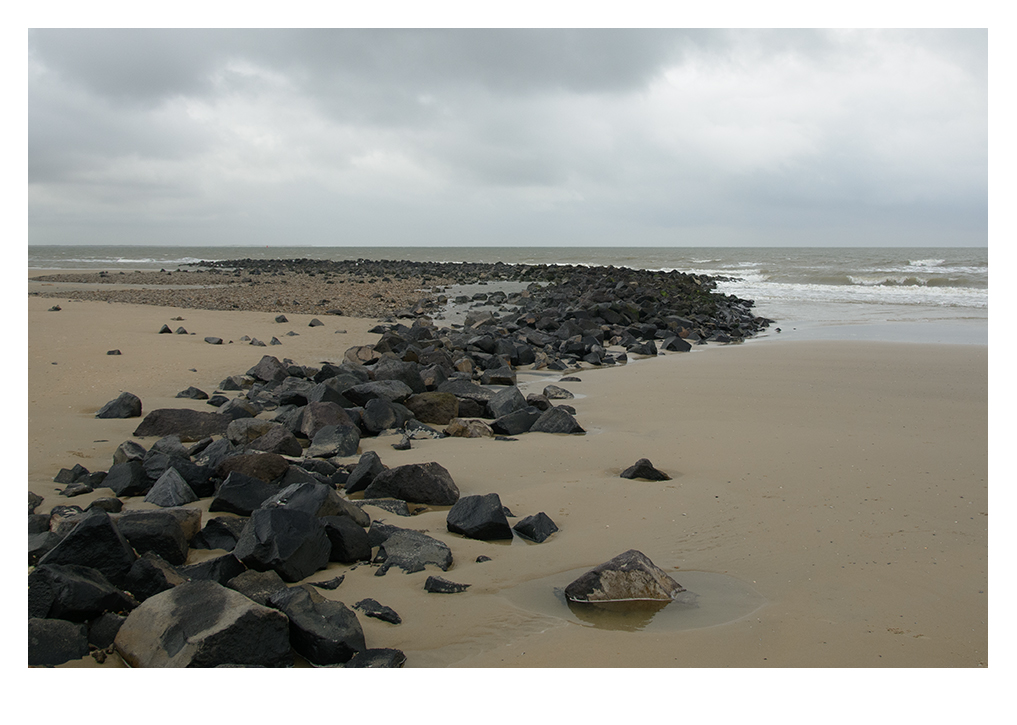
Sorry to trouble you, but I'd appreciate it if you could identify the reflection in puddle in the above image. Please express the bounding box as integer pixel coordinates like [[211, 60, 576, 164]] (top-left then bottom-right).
[[504, 569, 765, 632]]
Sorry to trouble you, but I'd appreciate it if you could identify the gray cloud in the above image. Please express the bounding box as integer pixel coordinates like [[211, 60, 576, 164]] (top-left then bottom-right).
[[27, 28, 987, 247]]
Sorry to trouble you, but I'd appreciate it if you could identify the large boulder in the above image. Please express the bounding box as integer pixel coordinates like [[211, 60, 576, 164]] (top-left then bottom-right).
[[247, 355, 288, 383], [114, 580, 292, 667], [210, 471, 280, 516], [620, 458, 672, 481], [177, 553, 246, 586], [344, 450, 385, 494], [369, 356, 426, 394], [225, 569, 288, 607], [38, 510, 136, 587], [96, 392, 142, 419], [123, 552, 188, 603], [444, 418, 494, 438], [403, 392, 459, 425], [133, 408, 229, 441], [446, 493, 513, 540], [115, 511, 189, 565], [28, 564, 137, 621], [225, 418, 280, 446], [530, 407, 585, 434], [29, 618, 89, 666], [487, 386, 527, 419], [362, 462, 460, 506], [305, 423, 360, 458], [233, 508, 331, 582], [491, 407, 542, 436], [102, 460, 149, 497], [215, 452, 290, 483], [143, 467, 198, 508], [375, 528, 453, 574], [321, 516, 372, 563], [512, 512, 559, 543], [299, 401, 355, 439], [261, 482, 369, 527], [342, 380, 413, 406], [247, 425, 303, 457], [563, 549, 685, 603], [268, 585, 365, 666], [191, 516, 248, 552]]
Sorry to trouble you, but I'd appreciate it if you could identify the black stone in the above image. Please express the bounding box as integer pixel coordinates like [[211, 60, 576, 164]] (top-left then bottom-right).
[[233, 509, 331, 582], [354, 598, 402, 625], [446, 493, 513, 540], [38, 509, 137, 587], [95, 392, 142, 419], [512, 512, 559, 543], [620, 458, 672, 481], [29, 618, 89, 666], [424, 576, 470, 594], [268, 585, 365, 666]]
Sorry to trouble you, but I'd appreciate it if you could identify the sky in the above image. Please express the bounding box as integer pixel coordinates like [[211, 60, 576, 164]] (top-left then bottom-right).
[[27, 27, 988, 248]]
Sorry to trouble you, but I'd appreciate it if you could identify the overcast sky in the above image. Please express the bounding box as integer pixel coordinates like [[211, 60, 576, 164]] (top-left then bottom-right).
[[27, 28, 987, 248]]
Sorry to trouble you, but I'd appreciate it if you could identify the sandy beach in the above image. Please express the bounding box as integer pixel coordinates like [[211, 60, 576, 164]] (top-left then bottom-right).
[[27, 278, 988, 668]]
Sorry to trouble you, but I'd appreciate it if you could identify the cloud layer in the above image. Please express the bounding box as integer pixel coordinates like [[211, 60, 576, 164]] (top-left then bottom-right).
[[28, 29, 987, 247]]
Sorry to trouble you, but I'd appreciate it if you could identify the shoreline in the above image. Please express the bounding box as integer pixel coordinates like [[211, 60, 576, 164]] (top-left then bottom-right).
[[27, 288, 988, 668]]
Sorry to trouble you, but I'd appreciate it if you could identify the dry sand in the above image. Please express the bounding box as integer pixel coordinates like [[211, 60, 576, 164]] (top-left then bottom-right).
[[26, 284, 988, 668]]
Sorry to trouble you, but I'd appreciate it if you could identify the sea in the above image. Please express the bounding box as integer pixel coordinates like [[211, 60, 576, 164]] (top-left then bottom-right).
[[28, 245, 988, 345]]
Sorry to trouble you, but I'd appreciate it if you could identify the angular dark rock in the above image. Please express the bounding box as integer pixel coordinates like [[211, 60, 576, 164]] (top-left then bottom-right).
[[321, 515, 372, 563], [375, 528, 453, 574], [29, 618, 89, 666], [225, 569, 289, 606], [480, 366, 516, 386], [123, 552, 188, 603], [300, 400, 355, 439], [191, 516, 249, 551], [204, 336, 223, 345], [226, 418, 280, 446], [133, 408, 229, 441], [113, 440, 147, 466], [342, 379, 414, 406], [216, 452, 290, 484], [563, 549, 685, 603], [143, 467, 198, 508], [309, 318, 324, 327], [354, 598, 401, 625], [487, 385, 527, 419], [116, 511, 189, 565], [210, 471, 280, 516], [491, 406, 542, 436], [543, 384, 574, 400], [268, 585, 365, 666], [343, 451, 385, 494], [233, 508, 331, 582], [176, 386, 209, 400], [29, 491, 44, 515], [403, 392, 459, 425], [28, 564, 137, 621], [512, 512, 559, 543], [345, 648, 407, 668], [96, 391, 142, 419], [620, 458, 672, 481], [248, 425, 304, 457], [86, 497, 124, 514], [177, 553, 246, 585], [363, 461, 460, 505], [312, 575, 345, 590], [446, 493, 513, 541], [29, 531, 63, 566], [424, 576, 470, 594], [530, 406, 585, 434], [88, 612, 127, 649], [247, 355, 289, 383], [306, 423, 361, 458], [115, 580, 292, 667], [38, 510, 137, 587]]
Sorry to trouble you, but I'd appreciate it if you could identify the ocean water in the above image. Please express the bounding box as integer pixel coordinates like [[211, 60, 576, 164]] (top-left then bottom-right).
[[28, 245, 988, 344]]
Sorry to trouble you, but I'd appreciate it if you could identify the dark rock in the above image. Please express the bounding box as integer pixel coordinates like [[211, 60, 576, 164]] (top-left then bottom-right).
[[375, 528, 453, 574], [225, 569, 288, 606], [29, 513, 50, 534], [392, 435, 411, 450], [360, 397, 400, 434], [38, 510, 136, 587], [60, 482, 93, 498], [563, 549, 685, 603], [424, 576, 470, 594], [661, 336, 692, 353], [363, 462, 460, 506], [96, 392, 142, 419], [158, 324, 171, 333], [321, 516, 372, 563], [437, 379, 497, 404], [176, 386, 209, 400], [344, 451, 385, 494], [300, 400, 355, 439], [309, 318, 324, 327], [115, 580, 292, 667], [480, 366, 516, 386], [488, 385, 528, 419], [247, 355, 289, 383], [226, 418, 280, 446], [354, 598, 401, 625], [178, 553, 246, 586], [306, 424, 360, 458], [491, 406, 542, 436], [143, 467, 198, 508], [88, 612, 127, 649], [403, 392, 459, 425], [262, 481, 370, 527], [446, 493, 513, 540], [133, 408, 229, 441], [107, 349, 121, 355], [345, 648, 407, 668], [116, 511, 189, 565], [275, 315, 288, 323], [113, 439, 147, 465], [248, 425, 304, 457], [191, 516, 249, 551], [476, 555, 492, 563], [175, 327, 188, 334], [28, 564, 137, 621], [543, 384, 574, 400], [357, 499, 420, 517], [210, 471, 279, 516], [29, 618, 89, 666], [102, 461, 149, 497], [123, 552, 188, 602], [512, 512, 559, 542], [530, 407, 585, 434], [54, 463, 89, 484], [233, 508, 331, 582], [216, 452, 290, 484], [218, 398, 259, 421], [369, 356, 426, 394], [29, 491, 44, 515], [186, 437, 214, 458], [342, 380, 414, 406], [620, 458, 672, 481], [204, 336, 223, 345], [86, 497, 124, 514], [312, 575, 345, 590], [268, 585, 364, 666]]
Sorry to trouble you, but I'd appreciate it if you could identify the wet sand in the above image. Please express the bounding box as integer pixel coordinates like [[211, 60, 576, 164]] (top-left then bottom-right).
[[26, 285, 988, 668]]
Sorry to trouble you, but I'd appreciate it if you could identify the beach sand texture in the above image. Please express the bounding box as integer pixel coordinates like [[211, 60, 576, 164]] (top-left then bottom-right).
[[27, 290, 987, 668]]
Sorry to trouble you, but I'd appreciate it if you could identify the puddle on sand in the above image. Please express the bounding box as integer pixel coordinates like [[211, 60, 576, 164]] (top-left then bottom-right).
[[502, 568, 766, 632]]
